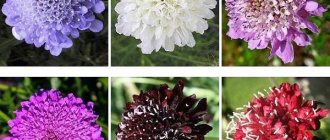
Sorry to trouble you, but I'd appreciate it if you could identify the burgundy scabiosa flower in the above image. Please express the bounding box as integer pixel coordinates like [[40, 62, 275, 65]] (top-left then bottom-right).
[[226, 83, 329, 140], [225, 0, 326, 63], [1, 0, 105, 56], [116, 80, 213, 140], [5, 89, 103, 140]]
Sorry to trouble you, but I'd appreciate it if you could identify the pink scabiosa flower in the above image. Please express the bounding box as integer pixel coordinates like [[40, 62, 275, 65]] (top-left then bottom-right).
[[116, 80, 213, 140], [225, 0, 326, 63], [226, 83, 329, 140], [5, 89, 103, 140]]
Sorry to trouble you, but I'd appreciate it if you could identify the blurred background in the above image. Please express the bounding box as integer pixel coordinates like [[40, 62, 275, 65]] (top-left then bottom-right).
[[0, 1, 108, 66], [222, 1, 330, 66], [0, 77, 109, 139], [111, 77, 219, 139], [222, 77, 330, 139], [111, 1, 219, 66]]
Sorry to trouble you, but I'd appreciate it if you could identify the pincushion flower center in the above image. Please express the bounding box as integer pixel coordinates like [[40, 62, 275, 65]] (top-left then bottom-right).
[[41, 131, 58, 140], [32, 0, 73, 23], [244, 0, 298, 33], [162, 0, 177, 4], [248, 0, 294, 15], [153, 0, 181, 18], [250, 0, 264, 11]]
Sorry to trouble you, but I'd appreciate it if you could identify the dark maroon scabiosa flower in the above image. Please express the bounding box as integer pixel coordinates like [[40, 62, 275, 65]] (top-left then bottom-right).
[[116, 80, 213, 140], [5, 89, 103, 140], [226, 83, 329, 140]]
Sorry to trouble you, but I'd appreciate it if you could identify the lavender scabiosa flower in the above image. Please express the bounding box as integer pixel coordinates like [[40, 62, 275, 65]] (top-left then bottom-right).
[[226, 0, 326, 63], [115, 0, 217, 54], [116, 80, 213, 140], [5, 89, 103, 140], [1, 0, 105, 56]]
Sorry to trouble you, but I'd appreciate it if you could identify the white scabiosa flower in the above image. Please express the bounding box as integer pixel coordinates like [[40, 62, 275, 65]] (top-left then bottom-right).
[[115, 0, 217, 54]]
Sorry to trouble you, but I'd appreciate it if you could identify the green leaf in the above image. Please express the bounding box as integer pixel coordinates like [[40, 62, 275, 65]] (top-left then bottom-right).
[[0, 110, 11, 122]]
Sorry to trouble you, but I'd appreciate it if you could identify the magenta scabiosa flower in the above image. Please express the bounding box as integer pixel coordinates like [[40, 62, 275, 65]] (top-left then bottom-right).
[[226, 83, 329, 140], [225, 0, 326, 63], [1, 0, 105, 56], [5, 89, 103, 140], [116, 80, 213, 140]]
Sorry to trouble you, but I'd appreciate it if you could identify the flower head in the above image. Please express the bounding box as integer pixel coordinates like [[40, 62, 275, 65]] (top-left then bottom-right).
[[2, 0, 105, 56], [226, 83, 329, 140], [5, 89, 103, 140], [225, 0, 326, 63], [115, 0, 217, 54], [116, 80, 213, 140]]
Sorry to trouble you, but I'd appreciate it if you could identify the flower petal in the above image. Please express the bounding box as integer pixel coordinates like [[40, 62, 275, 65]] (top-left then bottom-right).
[[93, 1, 105, 13], [305, 1, 318, 12], [294, 32, 311, 46], [248, 39, 261, 50], [276, 41, 294, 63], [89, 20, 103, 32]]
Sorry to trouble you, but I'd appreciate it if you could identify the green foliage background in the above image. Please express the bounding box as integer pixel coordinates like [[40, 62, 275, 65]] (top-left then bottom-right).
[[222, 1, 330, 66], [0, 1, 108, 66], [0, 77, 109, 139], [111, 1, 219, 66], [111, 77, 219, 140], [222, 77, 330, 139]]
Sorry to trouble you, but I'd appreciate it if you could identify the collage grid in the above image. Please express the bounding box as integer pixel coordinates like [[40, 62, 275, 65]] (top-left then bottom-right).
[[0, 0, 329, 140]]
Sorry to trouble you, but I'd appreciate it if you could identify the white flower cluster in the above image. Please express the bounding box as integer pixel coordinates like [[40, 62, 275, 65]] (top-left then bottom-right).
[[115, 0, 217, 54]]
